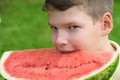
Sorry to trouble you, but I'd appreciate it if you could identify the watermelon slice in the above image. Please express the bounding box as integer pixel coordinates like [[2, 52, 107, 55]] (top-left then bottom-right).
[[0, 48, 120, 80]]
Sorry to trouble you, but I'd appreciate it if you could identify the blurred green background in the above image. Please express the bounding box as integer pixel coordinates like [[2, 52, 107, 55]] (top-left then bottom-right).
[[0, 0, 120, 79], [0, 0, 53, 57]]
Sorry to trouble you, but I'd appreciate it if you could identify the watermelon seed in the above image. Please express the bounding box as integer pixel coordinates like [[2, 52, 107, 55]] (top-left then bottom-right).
[[45, 66, 49, 70], [93, 60, 97, 63], [45, 63, 51, 70]]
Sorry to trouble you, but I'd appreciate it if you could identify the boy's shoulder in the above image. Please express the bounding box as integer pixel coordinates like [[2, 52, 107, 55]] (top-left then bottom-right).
[[110, 40, 120, 52]]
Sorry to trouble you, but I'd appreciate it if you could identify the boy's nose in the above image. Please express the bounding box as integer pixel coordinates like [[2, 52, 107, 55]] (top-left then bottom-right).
[[55, 33, 68, 46]]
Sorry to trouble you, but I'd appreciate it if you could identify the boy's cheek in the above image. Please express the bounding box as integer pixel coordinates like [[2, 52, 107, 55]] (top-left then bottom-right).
[[51, 38, 56, 46], [71, 40, 85, 50], [71, 38, 95, 51]]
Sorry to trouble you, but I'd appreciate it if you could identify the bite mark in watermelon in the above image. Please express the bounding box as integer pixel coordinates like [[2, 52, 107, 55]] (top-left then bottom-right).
[[0, 48, 119, 80]]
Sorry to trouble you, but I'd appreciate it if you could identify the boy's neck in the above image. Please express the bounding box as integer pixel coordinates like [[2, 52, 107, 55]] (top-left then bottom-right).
[[99, 38, 116, 52]]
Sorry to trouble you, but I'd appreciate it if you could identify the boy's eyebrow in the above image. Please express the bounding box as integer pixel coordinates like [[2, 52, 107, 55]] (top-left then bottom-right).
[[48, 21, 79, 27], [63, 22, 74, 26]]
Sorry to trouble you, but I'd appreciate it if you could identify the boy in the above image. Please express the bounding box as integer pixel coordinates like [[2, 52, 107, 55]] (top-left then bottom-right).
[[43, 0, 120, 53], [43, 0, 120, 79]]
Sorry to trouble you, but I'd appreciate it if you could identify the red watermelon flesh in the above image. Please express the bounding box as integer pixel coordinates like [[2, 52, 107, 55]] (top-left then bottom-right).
[[2, 48, 113, 80]]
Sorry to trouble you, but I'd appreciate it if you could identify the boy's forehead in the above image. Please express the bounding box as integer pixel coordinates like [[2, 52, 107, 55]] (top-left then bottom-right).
[[48, 12, 81, 26], [48, 6, 92, 26]]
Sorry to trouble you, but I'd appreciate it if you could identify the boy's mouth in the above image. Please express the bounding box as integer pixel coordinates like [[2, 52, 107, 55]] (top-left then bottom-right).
[[56, 47, 79, 53], [59, 50, 78, 53]]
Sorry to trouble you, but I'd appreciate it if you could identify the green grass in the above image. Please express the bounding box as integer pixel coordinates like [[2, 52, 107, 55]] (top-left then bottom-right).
[[110, 2, 120, 44], [0, 0, 120, 79], [0, 0, 54, 57]]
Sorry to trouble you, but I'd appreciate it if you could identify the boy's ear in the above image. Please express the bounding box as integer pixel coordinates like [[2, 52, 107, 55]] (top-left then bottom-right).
[[101, 12, 113, 36]]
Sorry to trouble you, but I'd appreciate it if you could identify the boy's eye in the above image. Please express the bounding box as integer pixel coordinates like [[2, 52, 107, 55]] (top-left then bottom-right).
[[68, 26, 79, 30], [50, 26, 58, 30]]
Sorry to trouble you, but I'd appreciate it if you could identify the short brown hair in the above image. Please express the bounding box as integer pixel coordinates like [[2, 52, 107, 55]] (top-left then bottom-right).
[[43, 0, 114, 20]]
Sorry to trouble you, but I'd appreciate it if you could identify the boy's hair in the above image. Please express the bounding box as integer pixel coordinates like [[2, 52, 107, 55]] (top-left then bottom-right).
[[43, 0, 114, 20]]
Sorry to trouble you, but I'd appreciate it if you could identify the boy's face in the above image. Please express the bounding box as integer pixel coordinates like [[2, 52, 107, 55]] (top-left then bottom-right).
[[48, 6, 103, 53]]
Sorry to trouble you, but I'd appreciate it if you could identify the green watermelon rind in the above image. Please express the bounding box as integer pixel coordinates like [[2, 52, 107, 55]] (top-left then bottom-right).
[[0, 51, 27, 80], [84, 52, 119, 80], [76, 52, 119, 80], [110, 52, 120, 80]]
